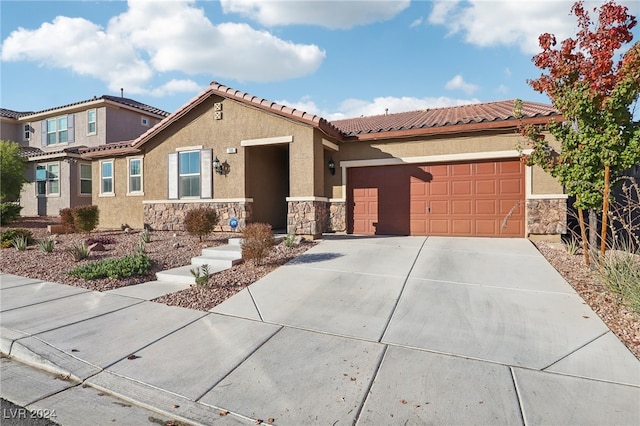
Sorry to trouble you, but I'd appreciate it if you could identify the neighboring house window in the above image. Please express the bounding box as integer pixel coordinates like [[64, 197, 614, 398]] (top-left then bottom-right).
[[23, 124, 31, 141], [179, 151, 200, 197], [167, 149, 212, 200], [79, 163, 92, 195], [42, 115, 74, 145], [100, 160, 114, 195], [141, 117, 149, 126], [128, 157, 143, 194], [35, 163, 60, 196], [87, 109, 97, 135]]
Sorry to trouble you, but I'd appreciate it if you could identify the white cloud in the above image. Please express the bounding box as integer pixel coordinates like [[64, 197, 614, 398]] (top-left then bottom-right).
[[496, 84, 509, 95], [445, 74, 479, 95], [278, 95, 481, 121], [220, 0, 410, 29], [1, 0, 325, 95], [410, 17, 424, 28], [427, 0, 637, 54], [149, 79, 203, 97], [504, 67, 512, 78]]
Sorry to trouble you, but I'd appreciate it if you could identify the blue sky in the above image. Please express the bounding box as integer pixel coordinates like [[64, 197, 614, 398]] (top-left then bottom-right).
[[1, 0, 638, 120]]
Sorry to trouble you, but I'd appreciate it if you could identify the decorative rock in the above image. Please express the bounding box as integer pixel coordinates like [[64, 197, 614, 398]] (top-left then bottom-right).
[[172, 242, 180, 249], [88, 242, 106, 251]]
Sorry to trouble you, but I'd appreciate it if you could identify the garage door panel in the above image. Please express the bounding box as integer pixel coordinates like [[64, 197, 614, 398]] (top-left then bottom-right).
[[429, 181, 449, 196], [451, 163, 472, 176], [476, 199, 497, 215], [476, 180, 497, 195], [451, 220, 472, 234], [348, 160, 524, 237], [500, 179, 523, 194], [476, 162, 497, 174], [500, 161, 523, 174], [451, 200, 472, 215], [430, 200, 449, 215], [452, 181, 472, 196], [476, 220, 497, 235], [429, 219, 450, 234]]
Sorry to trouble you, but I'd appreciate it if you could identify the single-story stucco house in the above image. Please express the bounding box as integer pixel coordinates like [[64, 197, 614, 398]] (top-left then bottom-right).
[[81, 82, 567, 238]]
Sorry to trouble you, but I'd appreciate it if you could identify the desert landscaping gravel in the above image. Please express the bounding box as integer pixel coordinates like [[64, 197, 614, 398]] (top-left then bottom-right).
[[1, 217, 638, 359]]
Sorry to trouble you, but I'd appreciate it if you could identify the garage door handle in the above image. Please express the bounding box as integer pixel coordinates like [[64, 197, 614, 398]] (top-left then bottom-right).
[[426, 206, 430, 213]]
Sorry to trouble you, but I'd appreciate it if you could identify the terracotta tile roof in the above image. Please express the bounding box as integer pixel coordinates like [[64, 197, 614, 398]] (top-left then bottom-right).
[[331, 100, 559, 138], [1, 108, 33, 119], [15, 96, 169, 119], [80, 141, 138, 158], [19, 146, 84, 160], [209, 82, 344, 139]]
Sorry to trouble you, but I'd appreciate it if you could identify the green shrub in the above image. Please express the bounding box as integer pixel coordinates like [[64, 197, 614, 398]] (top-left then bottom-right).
[[69, 240, 91, 261], [0, 228, 33, 249], [184, 207, 219, 241], [284, 233, 296, 248], [68, 254, 153, 280], [140, 228, 151, 243], [600, 247, 640, 314], [241, 223, 274, 262], [59, 208, 76, 233], [37, 237, 55, 253], [134, 240, 146, 254], [12, 235, 28, 251], [72, 205, 99, 233], [190, 264, 210, 286], [0, 202, 22, 225]]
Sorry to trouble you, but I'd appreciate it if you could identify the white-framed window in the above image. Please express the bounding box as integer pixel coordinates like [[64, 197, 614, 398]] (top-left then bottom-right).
[[100, 159, 114, 195], [43, 114, 74, 145], [79, 163, 92, 195], [87, 109, 97, 135], [35, 162, 60, 196], [168, 149, 212, 200], [179, 151, 200, 197], [23, 123, 31, 141], [141, 116, 149, 126], [127, 157, 143, 195]]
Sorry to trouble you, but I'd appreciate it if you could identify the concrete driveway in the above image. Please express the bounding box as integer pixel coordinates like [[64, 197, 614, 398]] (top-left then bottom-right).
[[1, 236, 639, 425]]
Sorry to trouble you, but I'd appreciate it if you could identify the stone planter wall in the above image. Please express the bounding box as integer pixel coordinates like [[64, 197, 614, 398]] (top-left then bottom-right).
[[328, 201, 346, 232], [144, 201, 252, 232], [287, 200, 329, 237], [527, 198, 567, 235]]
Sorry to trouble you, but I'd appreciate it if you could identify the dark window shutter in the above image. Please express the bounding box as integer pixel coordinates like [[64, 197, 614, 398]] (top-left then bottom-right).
[[168, 152, 178, 199], [201, 149, 212, 199], [67, 114, 75, 143], [41, 121, 47, 146]]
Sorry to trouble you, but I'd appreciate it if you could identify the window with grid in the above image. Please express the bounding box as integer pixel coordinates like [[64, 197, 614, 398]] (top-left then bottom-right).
[[179, 151, 200, 197], [87, 109, 97, 135], [101, 160, 114, 195], [128, 157, 143, 194], [36, 163, 60, 196], [79, 163, 92, 195]]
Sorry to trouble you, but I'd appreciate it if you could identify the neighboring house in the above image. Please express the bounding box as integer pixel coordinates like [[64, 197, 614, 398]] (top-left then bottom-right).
[[82, 82, 567, 238], [0, 96, 169, 216]]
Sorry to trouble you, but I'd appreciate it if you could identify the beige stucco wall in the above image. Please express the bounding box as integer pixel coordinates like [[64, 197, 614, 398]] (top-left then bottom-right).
[[141, 95, 318, 201], [0, 118, 21, 142], [92, 157, 144, 229], [93, 95, 321, 229]]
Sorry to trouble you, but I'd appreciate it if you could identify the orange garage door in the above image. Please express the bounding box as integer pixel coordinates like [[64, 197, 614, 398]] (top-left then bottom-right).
[[347, 159, 525, 237]]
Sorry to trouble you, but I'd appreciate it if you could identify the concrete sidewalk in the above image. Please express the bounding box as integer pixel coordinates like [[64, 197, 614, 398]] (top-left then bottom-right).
[[1, 236, 639, 425]]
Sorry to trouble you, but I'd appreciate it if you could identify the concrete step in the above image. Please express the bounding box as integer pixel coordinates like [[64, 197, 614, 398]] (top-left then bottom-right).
[[156, 264, 230, 284], [200, 245, 242, 260], [190, 256, 239, 269]]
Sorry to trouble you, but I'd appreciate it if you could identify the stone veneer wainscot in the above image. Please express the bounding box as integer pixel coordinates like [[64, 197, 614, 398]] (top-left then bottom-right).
[[143, 200, 253, 232], [527, 198, 567, 235]]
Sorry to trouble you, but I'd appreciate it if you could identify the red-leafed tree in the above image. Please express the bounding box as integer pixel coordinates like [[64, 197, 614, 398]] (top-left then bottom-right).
[[518, 0, 640, 265]]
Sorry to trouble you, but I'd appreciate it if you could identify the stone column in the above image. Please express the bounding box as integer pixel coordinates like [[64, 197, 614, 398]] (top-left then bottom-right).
[[526, 198, 567, 235]]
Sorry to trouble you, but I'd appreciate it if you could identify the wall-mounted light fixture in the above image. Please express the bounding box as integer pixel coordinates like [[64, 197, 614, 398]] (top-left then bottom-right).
[[328, 158, 336, 175], [213, 156, 230, 175]]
